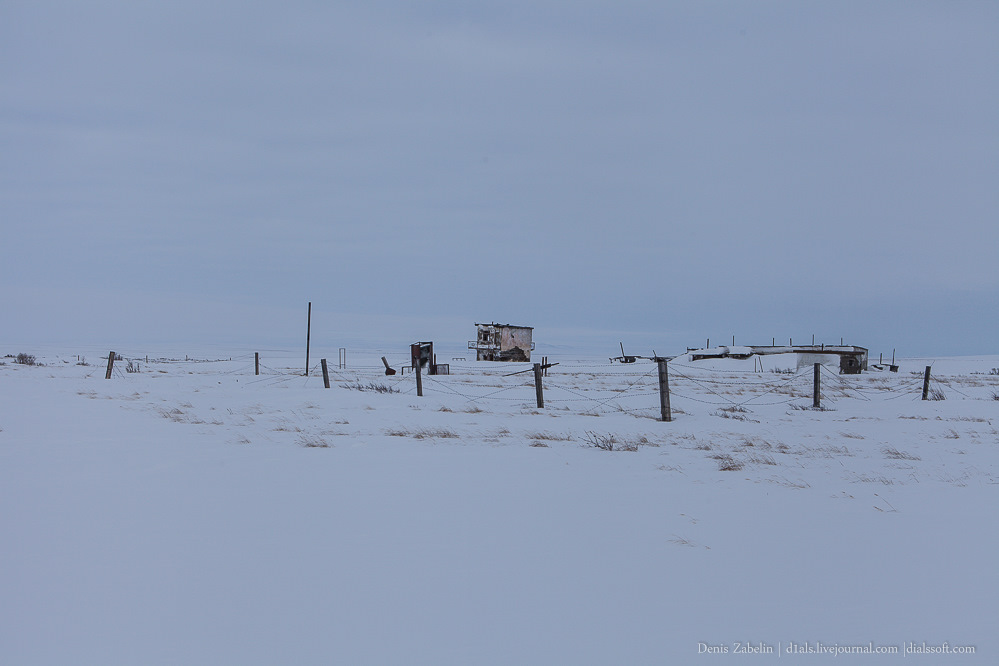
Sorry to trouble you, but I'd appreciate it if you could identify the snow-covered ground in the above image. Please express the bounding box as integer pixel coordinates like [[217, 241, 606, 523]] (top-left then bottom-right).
[[2, 347, 997, 664]]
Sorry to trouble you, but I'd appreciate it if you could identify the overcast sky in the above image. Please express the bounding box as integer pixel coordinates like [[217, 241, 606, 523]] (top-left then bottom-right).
[[2, 1, 997, 357]]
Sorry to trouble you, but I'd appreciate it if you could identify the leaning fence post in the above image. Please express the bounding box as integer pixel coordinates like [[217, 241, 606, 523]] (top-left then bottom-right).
[[533, 363, 544, 408], [922, 366, 931, 400], [321, 359, 330, 389], [813, 363, 821, 409], [657, 357, 672, 422], [105, 351, 115, 380], [416, 360, 423, 397]]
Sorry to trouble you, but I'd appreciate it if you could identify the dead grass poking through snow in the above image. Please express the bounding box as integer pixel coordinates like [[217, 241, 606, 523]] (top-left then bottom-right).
[[582, 432, 635, 452], [881, 445, 921, 461], [713, 406, 759, 422], [385, 427, 460, 440], [527, 431, 574, 442], [744, 452, 778, 466], [712, 454, 745, 471], [298, 434, 332, 448], [580, 431, 658, 452]]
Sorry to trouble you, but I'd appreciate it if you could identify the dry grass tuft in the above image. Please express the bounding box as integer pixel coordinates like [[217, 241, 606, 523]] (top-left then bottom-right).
[[340, 381, 399, 393], [528, 431, 574, 442], [386, 427, 460, 440], [715, 455, 744, 471], [298, 434, 332, 448], [881, 445, 920, 461], [582, 432, 637, 452], [745, 453, 778, 466]]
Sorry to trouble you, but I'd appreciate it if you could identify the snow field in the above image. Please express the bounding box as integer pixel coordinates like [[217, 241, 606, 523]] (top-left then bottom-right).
[[1, 349, 996, 664]]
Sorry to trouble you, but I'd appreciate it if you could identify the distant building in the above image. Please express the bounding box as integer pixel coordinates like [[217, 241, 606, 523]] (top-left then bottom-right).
[[469, 323, 535, 362], [689, 344, 868, 374]]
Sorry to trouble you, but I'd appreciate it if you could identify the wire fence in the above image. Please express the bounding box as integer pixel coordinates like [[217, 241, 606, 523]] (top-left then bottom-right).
[[88, 351, 998, 416]]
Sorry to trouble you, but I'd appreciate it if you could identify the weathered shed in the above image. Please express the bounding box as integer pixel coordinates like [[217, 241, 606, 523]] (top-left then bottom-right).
[[469, 323, 535, 362]]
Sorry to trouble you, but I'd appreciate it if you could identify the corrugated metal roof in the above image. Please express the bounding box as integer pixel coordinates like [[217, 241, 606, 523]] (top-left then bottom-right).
[[474, 322, 534, 330]]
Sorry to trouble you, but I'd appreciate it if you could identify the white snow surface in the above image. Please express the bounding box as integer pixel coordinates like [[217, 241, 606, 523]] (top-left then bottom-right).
[[2, 348, 997, 664]]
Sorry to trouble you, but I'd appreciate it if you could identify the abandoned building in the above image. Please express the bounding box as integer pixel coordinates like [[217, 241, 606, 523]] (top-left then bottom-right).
[[469, 323, 534, 362], [688, 345, 869, 374]]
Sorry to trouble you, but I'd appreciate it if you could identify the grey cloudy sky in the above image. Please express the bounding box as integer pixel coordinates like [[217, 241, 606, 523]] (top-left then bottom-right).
[[3, 1, 997, 356]]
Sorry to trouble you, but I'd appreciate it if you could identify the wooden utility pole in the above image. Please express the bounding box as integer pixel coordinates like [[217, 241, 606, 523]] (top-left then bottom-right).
[[415, 359, 423, 397], [533, 363, 544, 408], [105, 351, 115, 380], [255, 352, 260, 376], [813, 363, 821, 409], [305, 302, 312, 376], [657, 357, 672, 422], [321, 359, 330, 389], [921, 366, 931, 400]]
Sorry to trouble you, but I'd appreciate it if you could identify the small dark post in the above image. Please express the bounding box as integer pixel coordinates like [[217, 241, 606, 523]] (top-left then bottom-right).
[[533, 363, 544, 408], [657, 357, 672, 422], [813, 363, 821, 408], [415, 359, 423, 397], [921, 366, 931, 400], [321, 359, 330, 389], [305, 302, 312, 376], [255, 352, 260, 376], [105, 351, 115, 380]]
